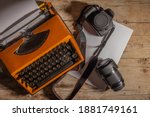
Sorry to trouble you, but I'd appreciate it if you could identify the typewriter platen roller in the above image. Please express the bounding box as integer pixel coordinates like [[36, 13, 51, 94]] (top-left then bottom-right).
[[0, 2, 84, 94]]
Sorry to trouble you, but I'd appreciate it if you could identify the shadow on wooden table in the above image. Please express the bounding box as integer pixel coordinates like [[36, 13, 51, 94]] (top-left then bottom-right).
[[0, 72, 28, 95], [65, 1, 88, 21]]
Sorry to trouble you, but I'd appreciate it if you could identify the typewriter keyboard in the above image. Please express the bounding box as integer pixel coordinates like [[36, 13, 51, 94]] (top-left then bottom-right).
[[17, 42, 79, 91]]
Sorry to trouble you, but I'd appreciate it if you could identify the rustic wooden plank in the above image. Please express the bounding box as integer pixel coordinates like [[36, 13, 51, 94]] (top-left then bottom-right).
[[50, 0, 150, 22], [123, 36, 150, 58]]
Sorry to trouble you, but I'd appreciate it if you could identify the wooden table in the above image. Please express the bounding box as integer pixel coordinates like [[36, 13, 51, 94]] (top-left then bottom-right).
[[0, 0, 150, 100]]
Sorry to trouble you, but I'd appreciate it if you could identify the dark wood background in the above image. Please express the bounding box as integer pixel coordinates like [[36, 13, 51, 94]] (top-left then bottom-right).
[[0, 0, 150, 99]]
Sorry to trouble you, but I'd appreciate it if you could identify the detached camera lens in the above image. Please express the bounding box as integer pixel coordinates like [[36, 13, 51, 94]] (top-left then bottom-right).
[[97, 59, 125, 91]]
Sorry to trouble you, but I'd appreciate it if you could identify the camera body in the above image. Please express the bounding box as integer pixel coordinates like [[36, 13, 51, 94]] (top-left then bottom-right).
[[78, 5, 114, 36]]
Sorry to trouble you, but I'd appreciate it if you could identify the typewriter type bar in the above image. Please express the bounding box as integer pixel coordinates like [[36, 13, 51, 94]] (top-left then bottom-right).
[[0, 2, 84, 94]]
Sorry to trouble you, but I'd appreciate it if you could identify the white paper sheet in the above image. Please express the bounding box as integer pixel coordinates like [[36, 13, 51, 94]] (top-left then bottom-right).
[[0, 0, 39, 34], [68, 21, 133, 88]]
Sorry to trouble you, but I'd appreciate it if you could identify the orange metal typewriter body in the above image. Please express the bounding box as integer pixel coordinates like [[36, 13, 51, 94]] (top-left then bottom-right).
[[0, 2, 84, 94]]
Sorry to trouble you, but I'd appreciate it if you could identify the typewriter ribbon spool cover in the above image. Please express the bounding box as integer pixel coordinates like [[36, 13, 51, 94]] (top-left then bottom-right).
[[0, 2, 84, 94]]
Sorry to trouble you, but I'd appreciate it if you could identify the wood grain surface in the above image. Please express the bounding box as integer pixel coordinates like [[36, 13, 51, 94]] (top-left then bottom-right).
[[0, 0, 150, 100]]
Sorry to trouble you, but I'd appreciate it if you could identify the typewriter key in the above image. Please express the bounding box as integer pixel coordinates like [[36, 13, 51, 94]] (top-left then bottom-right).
[[59, 51, 63, 55], [43, 56, 48, 61], [60, 62, 65, 66], [33, 80, 38, 84], [33, 75, 37, 79], [41, 75, 45, 79], [40, 70, 45, 74], [72, 53, 78, 59], [48, 59, 53, 63], [40, 64, 45, 68], [29, 77, 33, 81], [48, 65, 52, 69], [29, 72, 33, 76], [56, 59, 60, 63], [22, 76, 26, 80], [66, 52, 71, 56], [31, 63, 36, 68], [52, 61, 56, 66], [37, 77, 42, 81], [23, 68, 28, 73], [48, 69, 53, 73], [52, 56, 56, 60], [36, 67, 40, 71], [52, 67, 57, 71], [66, 44, 72, 50], [35, 61, 40, 66], [62, 43, 67, 47], [20, 71, 25, 76], [36, 72, 41, 76], [59, 57, 63, 61], [45, 72, 49, 76], [44, 61, 49, 66], [63, 48, 67, 53], [27, 66, 32, 71], [56, 64, 61, 69], [39, 59, 44, 63], [51, 51, 55, 55], [55, 47, 60, 52], [44, 67, 48, 71], [58, 44, 62, 50], [55, 53, 60, 58], [32, 69, 37, 73], [24, 74, 29, 78], [29, 82, 35, 88], [47, 53, 51, 58], [66, 57, 72, 62]]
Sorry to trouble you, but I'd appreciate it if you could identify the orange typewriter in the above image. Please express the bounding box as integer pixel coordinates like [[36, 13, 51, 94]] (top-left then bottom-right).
[[0, 1, 84, 94]]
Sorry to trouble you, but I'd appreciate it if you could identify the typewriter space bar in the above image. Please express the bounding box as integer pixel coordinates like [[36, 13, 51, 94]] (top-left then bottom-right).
[[35, 61, 74, 89]]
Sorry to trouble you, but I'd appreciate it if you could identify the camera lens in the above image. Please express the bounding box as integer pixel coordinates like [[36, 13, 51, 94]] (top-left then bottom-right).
[[93, 12, 109, 31], [97, 59, 125, 91]]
